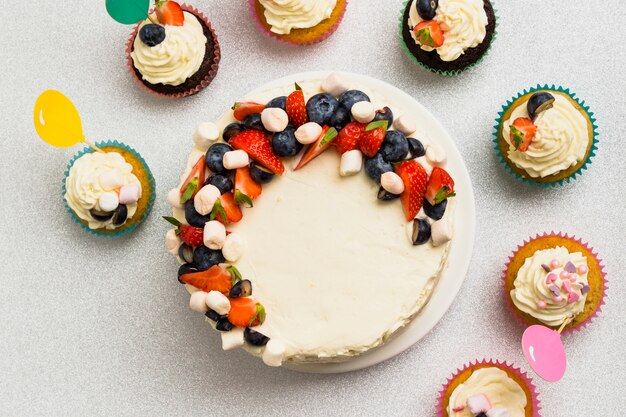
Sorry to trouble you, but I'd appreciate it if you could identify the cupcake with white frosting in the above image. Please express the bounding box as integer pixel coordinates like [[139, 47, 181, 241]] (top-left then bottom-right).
[[494, 85, 598, 186]]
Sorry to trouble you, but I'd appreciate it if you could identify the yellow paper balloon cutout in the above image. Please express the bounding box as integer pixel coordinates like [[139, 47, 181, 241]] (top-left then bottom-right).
[[34, 90, 85, 148]]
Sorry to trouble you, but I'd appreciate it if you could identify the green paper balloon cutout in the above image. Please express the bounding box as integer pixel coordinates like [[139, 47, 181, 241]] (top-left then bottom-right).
[[106, 0, 150, 24]]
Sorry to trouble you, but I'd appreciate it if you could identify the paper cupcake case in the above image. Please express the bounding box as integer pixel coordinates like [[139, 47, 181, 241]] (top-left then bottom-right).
[[125, 4, 221, 99], [501, 232, 607, 335], [492, 84, 599, 188], [398, 0, 498, 76], [248, 0, 348, 46], [436, 359, 541, 417], [62, 140, 156, 237]]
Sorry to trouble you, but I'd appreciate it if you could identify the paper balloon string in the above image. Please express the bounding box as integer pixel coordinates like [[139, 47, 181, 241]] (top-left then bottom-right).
[[106, 0, 154, 25], [521, 317, 572, 382]]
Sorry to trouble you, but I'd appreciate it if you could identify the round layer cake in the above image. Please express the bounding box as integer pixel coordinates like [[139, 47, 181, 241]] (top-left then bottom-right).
[[165, 72, 468, 367]]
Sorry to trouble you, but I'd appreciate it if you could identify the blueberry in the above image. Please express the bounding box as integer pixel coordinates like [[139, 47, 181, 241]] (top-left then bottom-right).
[[416, 0, 438, 20], [243, 113, 264, 131], [373, 106, 394, 126], [244, 327, 270, 346], [112, 204, 128, 226], [205, 174, 233, 195], [178, 263, 197, 281], [178, 243, 195, 264], [223, 123, 244, 142], [377, 186, 400, 201], [205, 309, 223, 322], [184, 201, 211, 227], [329, 105, 351, 131], [408, 137, 426, 158], [338, 90, 370, 111], [139, 23, 166, 47], [89, 209, 113, 222], [306, 93, 339, 125], [364, 153, 393, 183], [205, 143, 232, 174], [193, 246, 226, 271], [249, 162, 274, 184], [229, 279, 252, 298], [379, 131, 409, 162], [423, 199, 447, 220], [411, 219, 431, 245], [266, 96, 287, 111], [527, 92, 555, 120], [272, 126, 302, 157], [216, 317, 233, 331]]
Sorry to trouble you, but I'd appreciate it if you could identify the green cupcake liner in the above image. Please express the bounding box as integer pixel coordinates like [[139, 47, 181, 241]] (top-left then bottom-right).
[[492, 84, 599, 188], [398, 0, 498, 76], [62, 140, 156, 237]]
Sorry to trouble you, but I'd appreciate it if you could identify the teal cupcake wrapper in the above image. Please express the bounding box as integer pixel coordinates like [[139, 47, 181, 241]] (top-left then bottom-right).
[[492, 84, 599, 188], [62, 140, 156, 237], [398, 0, 498, 76]]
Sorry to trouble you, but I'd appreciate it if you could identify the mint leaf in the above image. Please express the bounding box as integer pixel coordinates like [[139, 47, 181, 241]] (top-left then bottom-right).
[[510, 125, 524, 149], [210, 200, 227, 223], [234, 189, 253, 208], [162, 216, 181, 227], [249, 304, 266, 326], [179, 177, 198, 205], [365, 120, 388, 132], [417, 27, 435, 47], [319, 127, 338, 147], [226, 265, 243, 285]]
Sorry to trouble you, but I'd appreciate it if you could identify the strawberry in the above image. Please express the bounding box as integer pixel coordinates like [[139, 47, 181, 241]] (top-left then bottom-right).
[[234, 166, 262, 207], [425, 167, 456, 205], [395, 161, 428, 221], [286, 83, 308, 127], [229, 130, 285, 175], [211, 192, 243, 225], [414, 20, 444, 48], [232, 101, 266, 122], [294, 126, 338, 170], [155, 1, 184, 26], [180, 265, 233, 294], [228, 297, 266, 327], [163, 216, 203, 247], [359, 120, 388, 157], [179, 155, 205, 205], [334, 121, 366, 154], [510, 117, 537, 152]]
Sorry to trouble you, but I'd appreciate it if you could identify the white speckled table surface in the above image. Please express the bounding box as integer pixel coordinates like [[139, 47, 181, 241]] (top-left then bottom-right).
[[1, 0, 625, 415]]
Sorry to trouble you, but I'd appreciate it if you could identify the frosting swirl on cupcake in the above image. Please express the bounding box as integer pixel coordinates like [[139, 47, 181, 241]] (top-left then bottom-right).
[[258, 0, 337, 34], [510, 246, 589, 327], [502, 93, 589, 178], [131, 12, 207, 86]]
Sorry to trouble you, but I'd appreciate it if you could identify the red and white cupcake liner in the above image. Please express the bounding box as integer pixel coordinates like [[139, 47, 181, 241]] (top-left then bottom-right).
[[436, 359, 541, 417], [502, 232, 607, 335], [125, 4, 221, 99], [248, 0, 348, 46]]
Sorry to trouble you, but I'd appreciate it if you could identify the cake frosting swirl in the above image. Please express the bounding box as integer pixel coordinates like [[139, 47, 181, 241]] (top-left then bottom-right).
[[258, 0, 337, 34], [131, 12, 207, 86]]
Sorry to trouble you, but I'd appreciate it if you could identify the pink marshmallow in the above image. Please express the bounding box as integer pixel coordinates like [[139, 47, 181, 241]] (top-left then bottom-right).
[[537, 300, 547, 309], [577, 265, 588, 275], [119, 184, 140, 204], [467, 394, 491, 414]]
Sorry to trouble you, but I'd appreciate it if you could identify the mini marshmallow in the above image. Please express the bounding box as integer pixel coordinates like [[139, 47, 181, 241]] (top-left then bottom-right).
[[486, 408, 511, 417], [393, 114, 417, 135], [295, 122, 322, 145], [165, 229, 181, 256], [381, 172, 404, 195], [118, 184, 140, 205], [351, 101, 375, 123], [193, 184, 221, 216], [261, 107, 289, 133], [416, 156, 433, 175], [321, 72, 350, 97], [221, 327, 244, 351], [98, 191, 119, 212], [99, 169, 124, 191], [467, 394, 491, 415], [193, 122, 220, 151], [339, 150, 363, 177], [166, 188, 183, 209], [205, 290, 231, 315], [189, 291, 209, 313], [222, 232, 244, 262], [431, 219, 453, 247], [223, 150, 250, 170], [203, 220, 226, 250], [262, 338, 286, 367], [425, 144, 447, 167]]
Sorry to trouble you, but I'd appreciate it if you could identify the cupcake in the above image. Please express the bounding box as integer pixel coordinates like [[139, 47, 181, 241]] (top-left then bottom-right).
[[438, 360, 540, 417], [503, 233, 606, 333], [400, 0, 496, 75], [127, 2, 220, 98], [494, 86, 598, 186], [63, 141, 155, 236], [250, 0, 347, 45]]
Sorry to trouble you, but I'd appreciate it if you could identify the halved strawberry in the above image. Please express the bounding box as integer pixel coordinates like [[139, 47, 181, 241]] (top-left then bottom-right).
[[229, 130, 285, 175], [286, 83, 308, 128], [425, 167, 456, 205], [228, 297, 266, 327], [395, 160, 428, 221], [414, 20, 444, 48], [510, 117, 536, 152], [359, 120, 388, 157], [211, 192, 243, 225], [180, 265, 232, 294], [334, 121, 366, 154], [155, 1, 184, 26], [232, 101, 266, 122], [179, 155, 206, 204], [234, 166, 262, 207], [163, 216, 203, 246], [294, 126, 338, 170]]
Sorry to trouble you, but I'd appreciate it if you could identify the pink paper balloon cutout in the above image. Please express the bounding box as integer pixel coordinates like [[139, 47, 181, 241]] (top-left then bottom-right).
[[522, 325, 567, 382]]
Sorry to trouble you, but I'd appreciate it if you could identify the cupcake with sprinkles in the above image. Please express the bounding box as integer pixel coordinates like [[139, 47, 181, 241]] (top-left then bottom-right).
[[437, 359, 541, 417], [503, 233, 606, 333], [494, 86, 598, 186], [400, 0, 497, 74]]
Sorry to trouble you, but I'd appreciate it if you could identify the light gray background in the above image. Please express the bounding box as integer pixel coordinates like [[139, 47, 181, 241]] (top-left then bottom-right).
[[1, 0, 625, 415]]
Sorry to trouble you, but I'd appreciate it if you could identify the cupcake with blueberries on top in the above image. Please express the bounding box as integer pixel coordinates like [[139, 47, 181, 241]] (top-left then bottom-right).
[[127, 1, 220, 98]]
